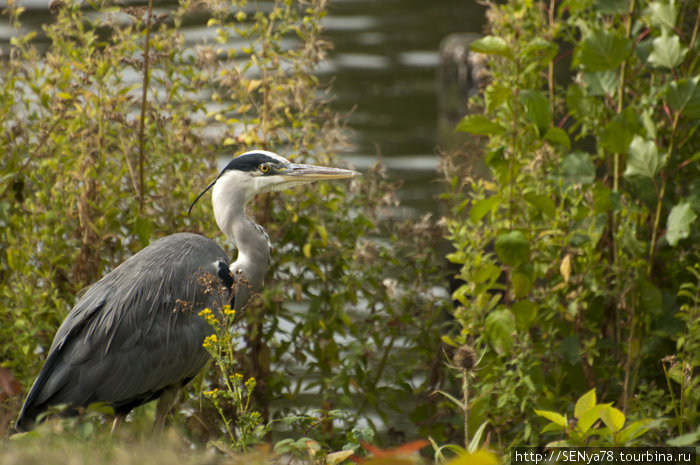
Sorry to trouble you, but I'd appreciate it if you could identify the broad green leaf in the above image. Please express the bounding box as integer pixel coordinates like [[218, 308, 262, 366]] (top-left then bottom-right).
[[668, 77, 700, 118], [495, 231, 530, 266], [595, 0, 628, 14], [600, 406, 625, 433], [649, 1, 678, 32], [648, 31, 687, 69], [574, 389, 597, 419], [544, 127, 571, 150], [524, 192, 556, 217], [485, 309, 515, 355], [456, 115, 506, 135], [511, 300, 537, 330], [617, 419, 652, 444], [522, 37, 558, 63], [470, 35, 514, 61], [577, 29, 632, 71], [470, 196, 500, 223], [512, 268, 534, 299], [666, 202, 697, 246], [623, 135, 665, 179], [666, 429, 700, 446], [558, 151, 595, 186], [578, 405, 605, 434], [636, 280, 663, 316], [519, 90, 551, 137], [583, 70, 618, 97], [484, 84, 511, 113], [600, 107, 641, 154], [534, 409, 567, 428]]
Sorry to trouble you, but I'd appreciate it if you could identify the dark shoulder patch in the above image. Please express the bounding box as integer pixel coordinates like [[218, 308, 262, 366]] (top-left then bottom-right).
[[216, 260, 234, 298], [222, 152, 283, 173]]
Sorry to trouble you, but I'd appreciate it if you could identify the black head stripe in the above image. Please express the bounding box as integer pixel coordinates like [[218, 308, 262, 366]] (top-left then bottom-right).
[[222, 152, 285, 172], [188, 152, 286, 215]]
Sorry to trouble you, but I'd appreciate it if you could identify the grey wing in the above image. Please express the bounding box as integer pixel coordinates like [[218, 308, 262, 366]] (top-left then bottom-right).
[[16, 233, 230, 430]]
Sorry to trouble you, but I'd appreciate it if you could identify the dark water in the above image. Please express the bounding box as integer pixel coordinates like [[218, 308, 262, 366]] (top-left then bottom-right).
[[322, 0, 487, 214], [2, 0, 486, 215]]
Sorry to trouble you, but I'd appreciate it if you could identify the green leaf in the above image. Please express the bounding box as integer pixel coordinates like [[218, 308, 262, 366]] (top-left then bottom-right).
[[600, 107, 641, 154], [543, 127, 571, 150], [668, 77, 700, 118], [574, 389, 597, 419], [666, 428, 700, 446], [623, 135, 665, 179], [511, 300, 537, 330], [524, 192, 556, 217], [595, 0, 628, 14], [600, 405, 625, 433], [470, 196, 500, 223], [512, 268, 534, 299], [583, 70, 618, 97], [470, 36, 514, 61], [666, 202, 697, 246], [456, 115, 506, 135], [578, 405, 605, 434], [467, 421, 489, 453], [534, 409, 567, 428], [522, 38, 558, 63], [558, 151, 595, 186], [485, 309, 515, 355], [519, 90, 551, 137], [617, 419, 652, 444], [648, 31, 687, 69], [494, 231, 530, 266], [577, 29, 632, 71], [484, 84, 511, 113], [648, 1, 678, 32]]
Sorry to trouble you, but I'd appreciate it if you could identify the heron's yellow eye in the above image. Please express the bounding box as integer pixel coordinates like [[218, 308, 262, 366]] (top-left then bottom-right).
[[259, 164, 269, 173]]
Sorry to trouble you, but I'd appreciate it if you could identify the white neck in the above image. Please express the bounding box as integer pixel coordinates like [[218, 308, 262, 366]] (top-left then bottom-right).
[[211, 171, 271, 311]]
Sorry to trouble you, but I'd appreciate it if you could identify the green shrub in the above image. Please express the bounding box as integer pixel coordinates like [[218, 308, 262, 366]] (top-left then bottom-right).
[[443, 0, 700, 447]]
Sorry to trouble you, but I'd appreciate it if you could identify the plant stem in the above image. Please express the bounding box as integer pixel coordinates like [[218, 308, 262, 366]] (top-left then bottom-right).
[[137, 0, 154, 216], [648, 112, 679, 276], [463, 370, 469, 448]]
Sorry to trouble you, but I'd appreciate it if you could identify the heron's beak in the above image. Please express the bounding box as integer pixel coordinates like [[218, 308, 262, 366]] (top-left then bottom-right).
[[279, 163, 360, 182]]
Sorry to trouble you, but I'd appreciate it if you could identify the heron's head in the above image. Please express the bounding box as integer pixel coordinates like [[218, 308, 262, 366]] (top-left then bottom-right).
[[188, 150, 360, 216]]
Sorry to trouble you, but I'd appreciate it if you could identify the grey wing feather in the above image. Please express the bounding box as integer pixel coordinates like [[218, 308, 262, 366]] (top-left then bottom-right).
[[16, 232, 229, 430]]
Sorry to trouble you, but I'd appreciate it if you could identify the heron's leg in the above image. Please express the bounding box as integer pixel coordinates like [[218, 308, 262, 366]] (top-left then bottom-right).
[[111, 414, 125, 435], [154, 385, 180, 437]]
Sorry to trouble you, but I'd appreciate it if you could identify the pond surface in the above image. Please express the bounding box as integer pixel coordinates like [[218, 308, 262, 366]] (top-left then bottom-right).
[[3, 0, 486, 216], [321, 0, 486, 214]]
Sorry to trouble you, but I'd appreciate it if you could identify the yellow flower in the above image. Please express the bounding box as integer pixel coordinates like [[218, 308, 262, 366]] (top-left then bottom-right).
[[245, 377, 256, 390], [202, 334, 218, 349], [223, 305, 236, 317]]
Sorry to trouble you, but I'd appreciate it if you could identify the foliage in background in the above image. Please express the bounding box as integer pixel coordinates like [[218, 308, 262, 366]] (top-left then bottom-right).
[[443, 0, 700, 448], [0, 0, 455, 453]]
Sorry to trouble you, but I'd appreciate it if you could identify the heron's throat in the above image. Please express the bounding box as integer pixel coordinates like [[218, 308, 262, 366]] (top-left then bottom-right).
[[212, 184, 270, 311]]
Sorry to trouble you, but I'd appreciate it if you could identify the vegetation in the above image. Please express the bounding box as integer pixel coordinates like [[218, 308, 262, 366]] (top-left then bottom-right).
[[0, 0, 698, 463], [445, 0, 700, 450]]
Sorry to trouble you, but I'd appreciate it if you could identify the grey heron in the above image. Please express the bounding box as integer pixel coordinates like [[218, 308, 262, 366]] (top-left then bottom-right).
[[15, 150, 359, 432]]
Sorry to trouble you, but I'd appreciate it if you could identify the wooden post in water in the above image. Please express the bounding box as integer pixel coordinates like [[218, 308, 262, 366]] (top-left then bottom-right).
[[437, 33, 490, 177]]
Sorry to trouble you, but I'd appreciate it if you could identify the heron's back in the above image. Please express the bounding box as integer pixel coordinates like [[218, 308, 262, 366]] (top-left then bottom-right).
[[16, 232, 229, 431]]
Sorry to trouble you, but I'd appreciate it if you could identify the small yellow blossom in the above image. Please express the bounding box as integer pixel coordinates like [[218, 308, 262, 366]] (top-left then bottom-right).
[[223, 305, 236, 317], [244, 377, 256, 391], [202, 334, 218, 350]]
